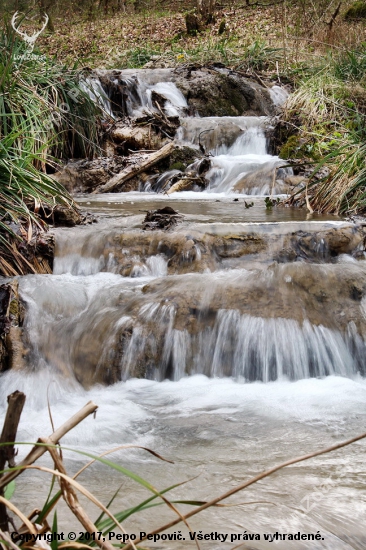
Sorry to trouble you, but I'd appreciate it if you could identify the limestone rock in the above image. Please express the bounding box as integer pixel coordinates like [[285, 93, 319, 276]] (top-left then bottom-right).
[[174, 66, 276, 117], [0, 281, 26, 372]]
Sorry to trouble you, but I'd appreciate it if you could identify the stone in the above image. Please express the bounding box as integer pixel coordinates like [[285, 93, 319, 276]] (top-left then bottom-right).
[[0, 281, 26, 373], [174, 67, 276, 117]]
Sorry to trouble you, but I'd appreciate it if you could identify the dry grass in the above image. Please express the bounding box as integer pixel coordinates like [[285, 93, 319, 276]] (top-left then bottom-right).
[[1, 395, 366, 549]]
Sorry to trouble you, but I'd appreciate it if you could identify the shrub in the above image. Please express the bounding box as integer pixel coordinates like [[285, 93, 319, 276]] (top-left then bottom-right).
[[345, 1, 366, 19]]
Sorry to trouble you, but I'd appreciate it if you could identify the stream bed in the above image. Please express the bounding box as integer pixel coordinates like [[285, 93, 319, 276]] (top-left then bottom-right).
[[0, 69, 365, 549]]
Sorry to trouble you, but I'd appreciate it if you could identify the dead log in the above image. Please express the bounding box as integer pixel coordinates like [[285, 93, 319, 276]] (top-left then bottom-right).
[[95, 142, 176, 194], [0, 391, 26, 531], [166, 176, 207, 194], [109, 125, 163, 151]]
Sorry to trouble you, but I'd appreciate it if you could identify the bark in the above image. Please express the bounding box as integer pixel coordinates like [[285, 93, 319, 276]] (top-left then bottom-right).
[[197, 0, 216, 23], [0, 391, 26, 532], [95, 142, 176, 193]]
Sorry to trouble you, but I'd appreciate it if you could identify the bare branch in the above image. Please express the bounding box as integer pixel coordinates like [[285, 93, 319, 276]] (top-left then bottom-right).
[[0, 401, 98, 490]]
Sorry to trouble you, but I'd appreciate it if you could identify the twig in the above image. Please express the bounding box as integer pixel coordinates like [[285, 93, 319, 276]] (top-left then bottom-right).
[[0, 401, 98, 490], [43, 442, 120, 550], [305, 178, 314, 214], [0, 528, 22, 550], [124, 431, 366, 549]]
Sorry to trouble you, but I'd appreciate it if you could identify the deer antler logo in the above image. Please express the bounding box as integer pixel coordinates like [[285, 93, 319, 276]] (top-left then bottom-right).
[[11, 11, 49, 52]]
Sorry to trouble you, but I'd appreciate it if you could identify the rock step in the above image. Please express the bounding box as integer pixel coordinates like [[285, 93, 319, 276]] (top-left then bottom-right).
[[53, 221, 366, 277]]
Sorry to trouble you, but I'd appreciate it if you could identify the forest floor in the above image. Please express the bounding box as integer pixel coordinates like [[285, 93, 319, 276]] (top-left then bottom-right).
[[36, 3, 366, 71]]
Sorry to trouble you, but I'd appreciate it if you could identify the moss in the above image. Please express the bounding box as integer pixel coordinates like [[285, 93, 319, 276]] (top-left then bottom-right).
[[345, 2, 366, 19], [222, 87, 248, 115], [163, 146, 202, 172], [206, 74, 250, 116], [9, 299, 19, 319], [170, 161, 186, 172], [279, 134, 321, 161]]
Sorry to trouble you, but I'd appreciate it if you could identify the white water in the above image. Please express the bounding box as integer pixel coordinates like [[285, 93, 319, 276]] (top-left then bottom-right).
[[81, 78, 115, 118], [86, 72, 290, 196], [204, 129, 284, 194], [1, 371, 366, 548], [122, 77, 188, 117], [269, 85, 289, 107], [177, 117, 288, 194]]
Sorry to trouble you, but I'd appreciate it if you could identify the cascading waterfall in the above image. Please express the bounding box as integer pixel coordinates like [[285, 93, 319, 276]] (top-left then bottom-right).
[[17, 258, 366, 387], [1, 68, 365, 547], [86, 72, 291, 195], [89, 72, 189, 118], [175, 115, 289, 194]]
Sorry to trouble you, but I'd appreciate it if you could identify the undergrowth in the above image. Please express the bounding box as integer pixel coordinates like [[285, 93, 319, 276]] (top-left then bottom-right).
[[283, 46, 366, 214], [0, 27, 102, 160], [0, 27, 104, 275]]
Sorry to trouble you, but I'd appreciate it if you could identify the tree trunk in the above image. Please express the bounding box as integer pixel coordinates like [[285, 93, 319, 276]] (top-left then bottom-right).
[[197, 0, 216, 23], [38, 0, 55, 32]]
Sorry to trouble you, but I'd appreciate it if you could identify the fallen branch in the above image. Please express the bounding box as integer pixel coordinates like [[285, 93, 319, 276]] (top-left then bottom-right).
[[124, 430, 366, 549], [0, 401, 98, 490], [166, 176, 207, 195], [0, 391, 26, 531], [95, 142, 176, 194]]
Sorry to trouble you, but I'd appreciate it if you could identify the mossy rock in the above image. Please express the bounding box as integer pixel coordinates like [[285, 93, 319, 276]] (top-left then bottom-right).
[[170, 161, 186, 172], [279, 135, 319, 161], [156, 146, 202, 172], [187, 74, 251, 117], [175, 68, 275, 117], [345, 2, 366, 19]]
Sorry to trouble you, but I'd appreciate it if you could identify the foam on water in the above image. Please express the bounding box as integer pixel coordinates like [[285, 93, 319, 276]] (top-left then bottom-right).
[[2, 371, 366, 547], [1, 371, 365, 455]]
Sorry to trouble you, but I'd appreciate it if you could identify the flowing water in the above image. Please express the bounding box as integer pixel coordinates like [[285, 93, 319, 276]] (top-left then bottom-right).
[[1, 73, 366, 548]]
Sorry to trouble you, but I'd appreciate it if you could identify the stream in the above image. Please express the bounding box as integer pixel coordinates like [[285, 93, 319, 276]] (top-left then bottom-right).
[[1, 70, 365, 549]]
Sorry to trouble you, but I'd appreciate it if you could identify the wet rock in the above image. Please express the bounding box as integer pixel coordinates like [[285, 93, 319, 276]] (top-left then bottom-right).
[[53, 222, 366, 279], [0, 281, 26, 372], [164, 145, 203, 172], [65, 260, 366, 385], [284, 175, 308, 187], [53, 157, 138, 193], [96, 66, 276, 119], [142, 207, 183, 231], [178, 116, 260, 153], [22, 221, 366, 387], [233, 162, 288, 195], [174, 66, 276, 117], [140, 261, 366, 334], [278, 225, 366, 261], [41, 205, 83, 227]]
